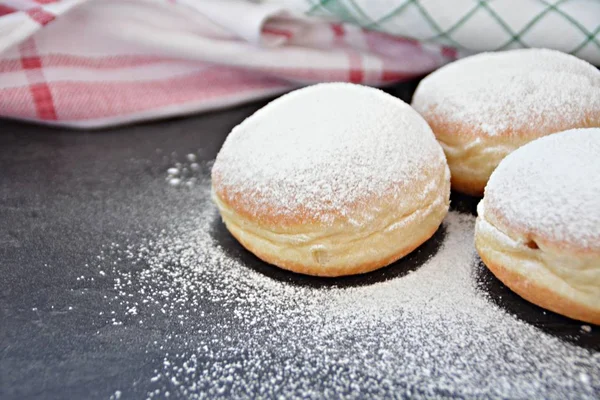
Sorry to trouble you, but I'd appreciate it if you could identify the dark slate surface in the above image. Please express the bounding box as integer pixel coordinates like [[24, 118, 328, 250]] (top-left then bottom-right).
[[0, 81, 598, 399]]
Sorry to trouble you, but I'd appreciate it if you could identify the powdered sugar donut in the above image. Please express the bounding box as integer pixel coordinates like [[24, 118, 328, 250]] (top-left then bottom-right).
[[212, 83, 450, 277], [412, 48, 600, 196], [475, 128, 600, 324]]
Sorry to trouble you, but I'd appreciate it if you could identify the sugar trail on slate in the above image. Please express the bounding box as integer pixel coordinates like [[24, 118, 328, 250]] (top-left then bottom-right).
[[89, 156, 599, 399]]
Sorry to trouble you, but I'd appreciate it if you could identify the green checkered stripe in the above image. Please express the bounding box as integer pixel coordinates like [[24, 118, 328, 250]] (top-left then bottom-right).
[[302, 0, 600, 62]]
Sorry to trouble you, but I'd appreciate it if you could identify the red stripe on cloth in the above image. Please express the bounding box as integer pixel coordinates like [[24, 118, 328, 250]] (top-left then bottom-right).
[[26, 8, 55, 26], [363, 29, 419, 46], [0, 55, 197, 73], [19, 39, 57, 120], [331, 23, 345, 38], [21, 56, 42, 69], [441, 46, 458, 60], [330, 23, 363, 83], [262, 65, 414, 85], [263, 27, 293, 39], [0, 5, 17, 16], [257, 66, 356, 83], [0, 54, 396, 84], [348, 52, 364, 83], [27, 83, 56, 120], [49, 68, 288, 120]]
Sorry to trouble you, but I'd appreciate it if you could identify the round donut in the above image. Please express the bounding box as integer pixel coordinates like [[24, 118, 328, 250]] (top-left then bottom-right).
[[475, 128, 600, 324], [212, 83, 450, 277], [412, 48, 600, 196]]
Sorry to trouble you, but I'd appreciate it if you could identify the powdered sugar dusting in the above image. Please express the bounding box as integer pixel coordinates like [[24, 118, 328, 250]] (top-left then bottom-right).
[[412, 48, 600, 136], [212, 82, 446, 224], [90, 176, 599, 398], [485, 128, 600, 248]]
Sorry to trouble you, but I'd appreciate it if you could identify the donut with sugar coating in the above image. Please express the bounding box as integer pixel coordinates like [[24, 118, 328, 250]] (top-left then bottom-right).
[[212, 83, 450, 277], [412, 48, 600, 196], [475, 128, 600, 324]]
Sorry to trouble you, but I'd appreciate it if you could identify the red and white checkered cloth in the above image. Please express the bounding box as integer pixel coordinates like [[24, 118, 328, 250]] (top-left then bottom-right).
[[0, 0, 457, 128]]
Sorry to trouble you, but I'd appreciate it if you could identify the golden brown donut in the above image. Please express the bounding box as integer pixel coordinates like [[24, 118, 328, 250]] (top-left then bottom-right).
[[212, 83, 450, 277], [475, 128, 600, 324], [412, 48, 600, 196]]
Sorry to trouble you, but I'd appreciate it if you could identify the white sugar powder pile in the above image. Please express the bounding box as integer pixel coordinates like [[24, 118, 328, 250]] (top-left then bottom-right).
[[92, 176, 599, 399]]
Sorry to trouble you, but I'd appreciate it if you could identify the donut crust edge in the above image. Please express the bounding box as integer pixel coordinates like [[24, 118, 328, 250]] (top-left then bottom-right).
[[475, 211, 600, 325]]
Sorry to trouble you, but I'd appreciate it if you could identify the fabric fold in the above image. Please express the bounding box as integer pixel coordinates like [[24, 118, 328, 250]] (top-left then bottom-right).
[[0, 0, 596, 128]]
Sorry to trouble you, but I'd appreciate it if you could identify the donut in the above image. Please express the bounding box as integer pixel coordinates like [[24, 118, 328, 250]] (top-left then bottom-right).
[[211, 83, 450, 277], [475, 128, 600, 324], [411, 48, 600, 196]]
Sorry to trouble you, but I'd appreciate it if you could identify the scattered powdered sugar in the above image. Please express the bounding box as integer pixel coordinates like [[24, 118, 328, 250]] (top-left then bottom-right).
[[109, 390, 122, 400], [165, 152, 209, 188], [212, 83, 446, 224], [92, 177, 598, 399], [411, 48, 600, 136], [485, 128, 600, 248]]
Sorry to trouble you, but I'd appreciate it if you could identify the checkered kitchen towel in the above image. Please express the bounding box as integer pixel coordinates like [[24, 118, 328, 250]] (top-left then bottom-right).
[[282, 0, 600, 63], [0, 0, 598, 129]]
